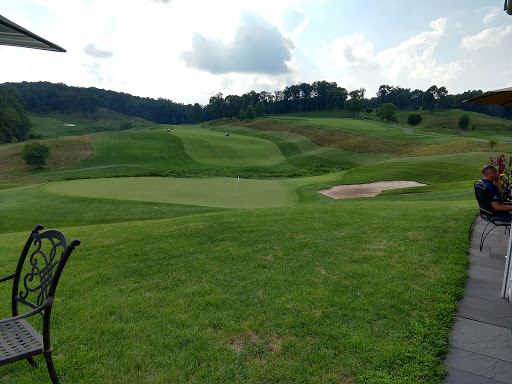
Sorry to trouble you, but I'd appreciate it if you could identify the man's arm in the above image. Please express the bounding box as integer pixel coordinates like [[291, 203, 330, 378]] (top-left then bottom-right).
[[491, 201, 512, 211]]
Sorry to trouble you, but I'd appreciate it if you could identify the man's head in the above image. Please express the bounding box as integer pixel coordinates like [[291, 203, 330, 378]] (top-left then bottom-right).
[[482, 165, 499, 181]]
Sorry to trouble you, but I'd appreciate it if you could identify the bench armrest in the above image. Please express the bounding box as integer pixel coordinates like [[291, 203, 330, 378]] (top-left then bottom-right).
[[0, 273, 14, 283], [0, 298, 52, 325]]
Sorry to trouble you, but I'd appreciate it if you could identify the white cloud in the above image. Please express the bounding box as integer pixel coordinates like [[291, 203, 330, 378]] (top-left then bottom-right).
[[377, 18, 447, 82], [322, 18, 468, 95], [83, 43, 113, 59], [461, 25, 512, 51], [330, 33, 375, 67], [483, 7, 502, 24], [180, 11, 295, 75]]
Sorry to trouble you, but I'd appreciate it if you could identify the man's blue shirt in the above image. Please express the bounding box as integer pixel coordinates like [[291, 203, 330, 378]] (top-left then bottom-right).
[[481, 179, 503, 204]]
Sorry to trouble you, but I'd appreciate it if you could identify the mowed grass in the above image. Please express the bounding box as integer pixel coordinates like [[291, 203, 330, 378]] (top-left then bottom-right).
[[171, 126, 286, 166], [0, 110, 494, 382], [213, 125, 393, 167], [0, 183, 223, 235], [0, 197, 471, 383], [42, 177, 298, 208]]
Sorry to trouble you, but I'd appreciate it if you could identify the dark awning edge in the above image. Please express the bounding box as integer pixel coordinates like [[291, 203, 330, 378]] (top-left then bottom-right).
[[0, 14, 66, 52]]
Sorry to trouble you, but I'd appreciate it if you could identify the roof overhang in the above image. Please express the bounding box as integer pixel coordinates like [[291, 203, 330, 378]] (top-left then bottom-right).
[[0, 14, 65, 52], [463, 87, 512, 107]]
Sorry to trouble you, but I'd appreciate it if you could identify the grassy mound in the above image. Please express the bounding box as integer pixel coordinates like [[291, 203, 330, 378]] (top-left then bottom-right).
[[171, 126, 286, 166]]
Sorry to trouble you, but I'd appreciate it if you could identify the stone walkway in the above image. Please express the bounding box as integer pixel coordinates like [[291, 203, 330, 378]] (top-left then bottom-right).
[[444, 219, 512, 383]]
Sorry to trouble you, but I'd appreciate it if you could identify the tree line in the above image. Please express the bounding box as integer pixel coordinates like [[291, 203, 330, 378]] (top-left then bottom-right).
[[2, 80, 512, 145], [4, 81, 206, 126], [0, 85, 34, 144], [207, 83, 512, 119]]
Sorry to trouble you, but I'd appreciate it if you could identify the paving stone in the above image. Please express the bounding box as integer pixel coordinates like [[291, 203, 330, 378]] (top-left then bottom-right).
[[469, 265, 507, 284], [464, 278, 505, 302], [445, 347, 512, 383], [469, 255, 506, 270], [450, 318, 512, 361], [457, 296, 512, 329], [444, 367, 507, 384]]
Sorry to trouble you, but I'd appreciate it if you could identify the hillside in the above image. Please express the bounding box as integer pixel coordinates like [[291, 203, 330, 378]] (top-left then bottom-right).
[[0, 109, 505, 382]]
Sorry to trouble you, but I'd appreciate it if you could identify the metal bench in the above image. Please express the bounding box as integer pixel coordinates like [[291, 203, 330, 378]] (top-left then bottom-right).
[[0, 225, 80, 383], [472, 180, 511, 251]]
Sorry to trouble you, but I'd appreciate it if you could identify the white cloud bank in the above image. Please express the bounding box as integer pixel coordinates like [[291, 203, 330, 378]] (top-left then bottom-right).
[[323, 18, 468, 94], [180, 11, 295, 75], [461, 25, 512, 51]]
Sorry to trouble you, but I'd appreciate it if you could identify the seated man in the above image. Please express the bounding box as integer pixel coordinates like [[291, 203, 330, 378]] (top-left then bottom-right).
[[481, 164, 512, 221]]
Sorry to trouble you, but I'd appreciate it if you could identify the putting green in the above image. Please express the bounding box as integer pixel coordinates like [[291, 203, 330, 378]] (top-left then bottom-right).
[[41, 177, 298, 208], [171, 126, 285, 166]]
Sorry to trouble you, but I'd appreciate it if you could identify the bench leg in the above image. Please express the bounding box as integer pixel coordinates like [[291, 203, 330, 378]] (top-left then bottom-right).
[[27, 356, 38, 368], [469, 213, 480, 240], [45, 354, 60, 384]]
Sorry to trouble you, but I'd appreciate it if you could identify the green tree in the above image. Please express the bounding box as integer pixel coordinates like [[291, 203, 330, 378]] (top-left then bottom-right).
[[376, 103, 399, 124], [20, 141, 51, 169], [422, 91, 436, 115], [458, 114, 470, 130], [208, 92, 225, 120], [344, 91, 362, 115], [422, 85, 448, 115], [407, 113, 422, 126], [190, 103, 203, 123], [255, 100, 265, 118], [245, 105, 256, 120]]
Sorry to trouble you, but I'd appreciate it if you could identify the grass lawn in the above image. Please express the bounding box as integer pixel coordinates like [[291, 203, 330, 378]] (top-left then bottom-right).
[[0, 196, 471, 383], [0, 110, 497, 382]]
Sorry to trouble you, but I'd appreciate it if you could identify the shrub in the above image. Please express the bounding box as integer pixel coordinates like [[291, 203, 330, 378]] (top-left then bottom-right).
[[407, 113, 422, 126], [376, 103, 398, 124], [458, 114, 470, 130], [20, 141, 51, 169]]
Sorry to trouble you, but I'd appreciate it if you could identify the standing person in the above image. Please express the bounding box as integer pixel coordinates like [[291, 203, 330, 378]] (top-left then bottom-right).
[[481, 164, 512, 221]]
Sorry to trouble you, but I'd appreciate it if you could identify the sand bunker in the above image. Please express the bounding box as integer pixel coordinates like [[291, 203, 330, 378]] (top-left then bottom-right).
[[319, 181, 426, 199], [64, 124, 76, 126]]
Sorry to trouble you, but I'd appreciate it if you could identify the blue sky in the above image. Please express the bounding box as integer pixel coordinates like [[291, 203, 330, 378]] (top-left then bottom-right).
[[1, 0, 511, 105]]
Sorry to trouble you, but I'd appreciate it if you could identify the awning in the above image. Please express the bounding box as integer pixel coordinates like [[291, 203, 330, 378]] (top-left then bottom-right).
[[463, 87, 512, 107], [0, 14, 65, 52]]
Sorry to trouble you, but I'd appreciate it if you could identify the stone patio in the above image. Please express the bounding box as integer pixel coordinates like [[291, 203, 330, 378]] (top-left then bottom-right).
[[444, 219, 512, 383]]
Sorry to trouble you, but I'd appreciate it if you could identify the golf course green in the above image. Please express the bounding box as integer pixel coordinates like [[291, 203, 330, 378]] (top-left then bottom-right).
[[42, 177, 298, 208]]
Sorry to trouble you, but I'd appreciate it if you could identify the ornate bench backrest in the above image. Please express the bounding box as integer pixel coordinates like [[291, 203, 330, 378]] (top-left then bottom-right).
[[474, 180, 496, 219], [11, 225, 80, 316]]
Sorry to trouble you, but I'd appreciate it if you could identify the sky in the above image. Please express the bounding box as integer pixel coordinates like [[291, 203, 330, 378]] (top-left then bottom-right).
[[1, 0, 512, 105]]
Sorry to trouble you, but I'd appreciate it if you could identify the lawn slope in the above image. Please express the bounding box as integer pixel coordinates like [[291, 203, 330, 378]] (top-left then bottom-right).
[[0, 197, 471, 383]]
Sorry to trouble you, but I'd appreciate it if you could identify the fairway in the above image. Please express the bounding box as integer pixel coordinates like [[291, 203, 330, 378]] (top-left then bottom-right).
[[42, 177, 298, 208], [171, 126, 286, 166]]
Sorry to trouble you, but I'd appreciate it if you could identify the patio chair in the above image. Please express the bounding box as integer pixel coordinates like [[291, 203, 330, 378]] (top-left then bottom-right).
[[0, 225, 80, 383], [473, 180, 511, 251]]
